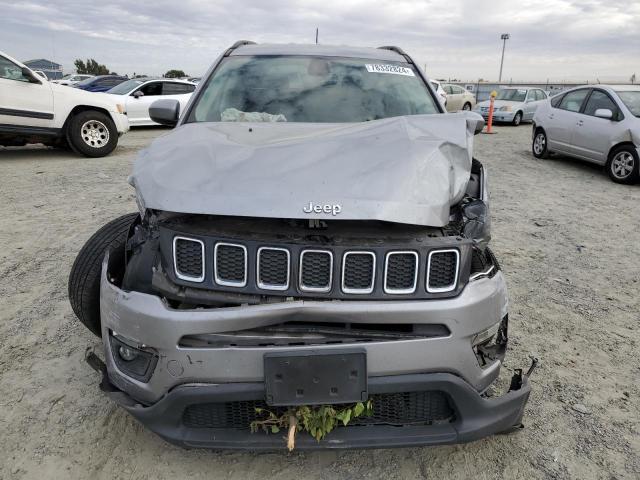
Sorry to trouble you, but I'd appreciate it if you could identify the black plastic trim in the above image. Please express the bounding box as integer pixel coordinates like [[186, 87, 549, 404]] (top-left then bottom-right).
[[0, 123, 60, 136], [102, 372, 531, 450], [0, 107, 54, 120]]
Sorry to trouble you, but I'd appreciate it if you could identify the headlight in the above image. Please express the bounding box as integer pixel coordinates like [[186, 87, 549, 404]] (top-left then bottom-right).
[[499, 106, 512, 112], [462, 199, 491, 245], [116, 103, 126, 114]]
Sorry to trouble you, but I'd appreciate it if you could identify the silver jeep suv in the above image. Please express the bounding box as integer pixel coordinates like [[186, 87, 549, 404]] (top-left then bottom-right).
[[69, 41, 533, 449]]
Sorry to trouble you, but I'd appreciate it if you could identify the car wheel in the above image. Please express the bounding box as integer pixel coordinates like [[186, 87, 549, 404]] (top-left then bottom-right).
[[606, 146, 639, 184], [462, 102, 472, 111], [512, 112, 522, 126], [67, 110, 118, 158], [532, 129, 549, 159], [68, 213, 138, 336]]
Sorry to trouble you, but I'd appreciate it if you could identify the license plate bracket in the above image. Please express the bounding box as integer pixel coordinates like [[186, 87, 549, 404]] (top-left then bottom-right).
[[264, 349, 367, 406]]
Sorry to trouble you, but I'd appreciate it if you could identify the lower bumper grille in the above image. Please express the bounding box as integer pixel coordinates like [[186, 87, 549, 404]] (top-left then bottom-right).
[[182, 390, 454, 429]]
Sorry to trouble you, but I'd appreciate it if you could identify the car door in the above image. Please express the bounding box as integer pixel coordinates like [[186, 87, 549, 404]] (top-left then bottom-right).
[[522, 90, 539, 120], [451, 86, 466, 111], [569, 89, 623, 164], [544, 88, 590, 154], [127, 81, 164, 125], [160, 81, 196, 119], [0, 54, 54, 129]]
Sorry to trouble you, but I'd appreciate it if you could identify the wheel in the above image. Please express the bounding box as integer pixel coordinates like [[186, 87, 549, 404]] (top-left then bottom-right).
[[68, 213, 138, 336], [606, 146, 639, 184], [512, 111, 523, 126], [462, 102, 472, 111], [532, 129, 549, 159], [66, 110, 118, 158]]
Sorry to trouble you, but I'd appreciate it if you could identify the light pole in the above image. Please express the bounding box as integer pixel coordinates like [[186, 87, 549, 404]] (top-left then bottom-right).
[[499, 33, 510, 82]]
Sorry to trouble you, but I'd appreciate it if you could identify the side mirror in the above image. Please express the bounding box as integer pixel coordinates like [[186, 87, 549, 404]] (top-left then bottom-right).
[[463, 111, 485, 135], [594, 108, 613, 120], [149, 99, 180, 127], [133, 90, 144, 98], [21, 67, 41, 84]]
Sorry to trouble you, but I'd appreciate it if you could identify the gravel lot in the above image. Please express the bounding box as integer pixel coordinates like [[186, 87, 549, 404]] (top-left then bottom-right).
[[1, 124, 638, 480]]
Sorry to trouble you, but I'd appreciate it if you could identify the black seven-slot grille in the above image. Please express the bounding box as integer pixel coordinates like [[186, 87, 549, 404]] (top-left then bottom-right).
[[182, 390, 454, 429], [169, 234, 466, 299]]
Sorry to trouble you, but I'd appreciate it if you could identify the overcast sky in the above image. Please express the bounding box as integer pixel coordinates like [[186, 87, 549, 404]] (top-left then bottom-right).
[[1, 0, 638, 82]]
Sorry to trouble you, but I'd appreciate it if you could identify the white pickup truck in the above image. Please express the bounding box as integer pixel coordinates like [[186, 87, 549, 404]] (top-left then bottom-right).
[[0, 51, 129, 157]]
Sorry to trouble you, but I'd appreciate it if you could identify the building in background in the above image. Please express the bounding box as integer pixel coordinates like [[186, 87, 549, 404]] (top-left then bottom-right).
[[23, 59, 63, 80]]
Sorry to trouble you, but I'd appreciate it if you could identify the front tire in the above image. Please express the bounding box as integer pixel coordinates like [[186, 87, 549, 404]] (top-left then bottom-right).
[[462, 102, 472, 111], [68, 213, 138, 336], [606, 146, 639, 184], [67, 110, 118, 158], [512, 111, 523, 126], [532, 129, 549, 159]]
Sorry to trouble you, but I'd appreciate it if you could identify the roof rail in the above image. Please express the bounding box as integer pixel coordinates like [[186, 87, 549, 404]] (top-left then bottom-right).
[[377, 45, 409, 59], [224, 40, 257, 56]]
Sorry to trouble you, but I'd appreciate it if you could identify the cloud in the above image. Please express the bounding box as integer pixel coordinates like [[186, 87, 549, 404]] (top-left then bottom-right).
[[0, 0, 638, 81]]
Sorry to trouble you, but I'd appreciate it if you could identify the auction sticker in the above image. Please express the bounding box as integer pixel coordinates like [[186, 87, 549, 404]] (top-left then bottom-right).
[[365, 64, 415, 76]]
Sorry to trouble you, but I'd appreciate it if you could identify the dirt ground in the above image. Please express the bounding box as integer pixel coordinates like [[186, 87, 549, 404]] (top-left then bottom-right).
[[1, 124, 638, 480]]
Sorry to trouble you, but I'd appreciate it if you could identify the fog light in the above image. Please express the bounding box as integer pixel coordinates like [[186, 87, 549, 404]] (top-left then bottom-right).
[[118, 345, 138, 362], [472, 321, 501, 346], [109, 333, 158, 382]]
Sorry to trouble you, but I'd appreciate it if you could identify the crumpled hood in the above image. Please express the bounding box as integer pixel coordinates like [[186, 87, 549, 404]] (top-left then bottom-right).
[[132, 113, 482, 227]]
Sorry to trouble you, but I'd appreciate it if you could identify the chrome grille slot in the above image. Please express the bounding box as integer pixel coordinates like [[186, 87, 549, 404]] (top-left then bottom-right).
[[257, 247, 290, 290], [342, 251, 375, 294], [299, 250, 333, 292], [173, 236, 205, 282], [214, 243, 247, 287], [384, 251, 418, 294], [427, 249, 459, 293]]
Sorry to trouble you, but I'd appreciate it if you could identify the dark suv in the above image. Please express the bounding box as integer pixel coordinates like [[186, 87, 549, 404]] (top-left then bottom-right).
[[69, 41, 534, 449]]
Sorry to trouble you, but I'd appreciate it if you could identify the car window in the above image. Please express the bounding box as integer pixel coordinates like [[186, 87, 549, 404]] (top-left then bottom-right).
[[496, 89, 526, 102], [550, 93, 564, 108], [0, 56, 31, 82], [451, 85, 463, 94], [162, 82, 196, 95], [189, 55, 439, 123], [615, 90, 640, 117], [537, 90, 548, 100], [558, 89, 589, 112], [583, 90, 619, 118], [139, 81, 163, 96]]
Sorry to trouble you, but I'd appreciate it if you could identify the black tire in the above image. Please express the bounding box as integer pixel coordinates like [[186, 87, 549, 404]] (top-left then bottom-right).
[[512, 111, 523, 126], [532, 128, 549, 159], [606, 145, 640, 184], [68, 213, 138, 336], [66, 110, 118, 158], [462, 102, 472, 111]]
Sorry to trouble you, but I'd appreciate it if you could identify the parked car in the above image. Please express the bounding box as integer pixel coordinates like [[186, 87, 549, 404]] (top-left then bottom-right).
[[532, 85, 640, 184], [52, 74, 94, 86], [429, 79, 447, 108], [0, 51, 129, 157], [74, 75, 128, 93], [443, 84, 476, 112], [188, 77, 201, 84], [474, 87, 548, 125], [69, 41, 534, 450], [105, 78, 196, 126]]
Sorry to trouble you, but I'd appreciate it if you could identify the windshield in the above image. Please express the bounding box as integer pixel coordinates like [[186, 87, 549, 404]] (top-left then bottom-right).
[[108, 79, 145, 94], [187, 55, 439, 123], [76, 76, 97, 86], [496, 89, 527, 102], [616, 90, 640, 117]]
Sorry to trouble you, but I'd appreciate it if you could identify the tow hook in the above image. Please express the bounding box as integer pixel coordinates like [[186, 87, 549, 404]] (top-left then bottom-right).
[[508, 356, 539, 392]]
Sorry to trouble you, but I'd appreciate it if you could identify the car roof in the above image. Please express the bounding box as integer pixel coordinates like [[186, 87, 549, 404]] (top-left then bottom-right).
[[231, 43, 407, 62]]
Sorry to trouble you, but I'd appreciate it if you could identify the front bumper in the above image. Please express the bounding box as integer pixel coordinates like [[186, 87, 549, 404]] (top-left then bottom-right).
[[95, 364, 531, 450], [96, 254, 532, 448], [475, 110, 516, 123], [109, 111, 130, 135]]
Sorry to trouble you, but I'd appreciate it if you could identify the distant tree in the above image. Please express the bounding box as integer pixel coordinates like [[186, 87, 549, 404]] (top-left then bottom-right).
[[74, 58, 110, 75], [164, 69, 187, 78]]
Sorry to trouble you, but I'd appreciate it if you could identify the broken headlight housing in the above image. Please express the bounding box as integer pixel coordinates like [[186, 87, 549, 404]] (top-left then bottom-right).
[[462, 199, 491, 247]]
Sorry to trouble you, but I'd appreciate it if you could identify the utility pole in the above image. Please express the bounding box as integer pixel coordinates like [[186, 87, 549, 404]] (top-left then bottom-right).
[[498, 33, 510, 82], [315, 28, 318, 44]]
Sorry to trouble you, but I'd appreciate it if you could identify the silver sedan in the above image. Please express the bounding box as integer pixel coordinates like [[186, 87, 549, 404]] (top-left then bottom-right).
[[474, 87, 548, 126], [532, 85, 640, 184]]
